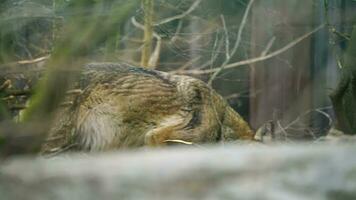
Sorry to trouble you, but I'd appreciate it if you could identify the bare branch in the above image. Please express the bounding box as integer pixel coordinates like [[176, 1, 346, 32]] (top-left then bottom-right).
[[208, 0, 255, 85], [208, 31, 223, 69], [315, 108, 333, 127], [198, 34, 224, 70], [148, 36, 161, 67], [0, 55, 49, 69], [176, 24, 325, 75], [16, 55, 50, 65], [276, 120, 290, 141], [131, 17, 162, 68], [261, 36, 276, 56], [177, 56, 202, 71]]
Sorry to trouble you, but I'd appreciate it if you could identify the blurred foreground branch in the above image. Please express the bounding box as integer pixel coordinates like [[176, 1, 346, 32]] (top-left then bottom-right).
[[0, 0, 139, 157]]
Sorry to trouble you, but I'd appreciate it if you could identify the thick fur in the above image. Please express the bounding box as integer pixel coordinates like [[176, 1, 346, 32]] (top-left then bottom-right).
[[41, 63, 254, 154]]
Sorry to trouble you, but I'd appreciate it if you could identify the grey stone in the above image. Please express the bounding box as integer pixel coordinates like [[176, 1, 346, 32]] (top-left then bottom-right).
[[1, 144, 356, 200]]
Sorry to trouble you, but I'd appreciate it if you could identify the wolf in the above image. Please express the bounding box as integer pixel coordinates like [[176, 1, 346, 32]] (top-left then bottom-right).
[[42, 63, 255, 154]]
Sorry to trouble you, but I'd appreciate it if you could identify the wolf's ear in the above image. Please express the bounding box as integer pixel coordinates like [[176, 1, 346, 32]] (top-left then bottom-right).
[[254, 121, 275, 143]]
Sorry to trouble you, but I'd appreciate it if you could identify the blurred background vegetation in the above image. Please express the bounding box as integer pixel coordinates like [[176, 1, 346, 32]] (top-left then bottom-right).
[[0, 0, 356, 156]]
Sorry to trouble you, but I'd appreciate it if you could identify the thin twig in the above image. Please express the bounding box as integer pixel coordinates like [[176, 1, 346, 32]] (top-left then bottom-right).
[[16, 55, 50, 65], [148, 36, 161, 67], [220, 15, 230, 59], [177, 56, 201, 71], [315, 108, 333, 127], [276, 120, 290, 141], [154, 0, 202, 26], [170, 20, 183, 43], [261, 36, 276, 56], [197, 35, 224, 70], [209, 31, 222, 69], [0, 55, 50, 69]]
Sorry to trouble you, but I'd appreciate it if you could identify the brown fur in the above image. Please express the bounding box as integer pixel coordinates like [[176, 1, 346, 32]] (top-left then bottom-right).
[[41, 63, 254, 154]]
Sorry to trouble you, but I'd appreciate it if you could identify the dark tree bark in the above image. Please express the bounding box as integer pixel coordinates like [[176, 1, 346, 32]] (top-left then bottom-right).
[[330, 25, 356, 135]]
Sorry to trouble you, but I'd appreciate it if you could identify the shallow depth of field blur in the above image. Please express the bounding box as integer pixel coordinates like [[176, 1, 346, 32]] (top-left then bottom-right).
[[0, 0, 356, 152], [1, 1, 356, 199]]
